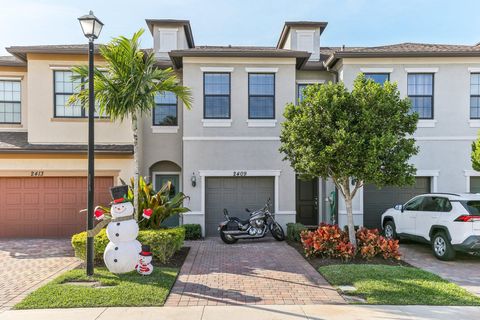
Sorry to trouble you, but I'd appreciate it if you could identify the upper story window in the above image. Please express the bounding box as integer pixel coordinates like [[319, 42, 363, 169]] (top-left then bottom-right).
[[364, 73, 389, 84], [296, 30, 315, 53], [153, 91, 177, 126], [407, 73, 434, 119], [0, 80, 21, 124], [471, 73, 480, 119], [204, 73, 230, 119], [158, 28, 178, 52], [54, 71, 83, 118], [248, 73, 275, 119]]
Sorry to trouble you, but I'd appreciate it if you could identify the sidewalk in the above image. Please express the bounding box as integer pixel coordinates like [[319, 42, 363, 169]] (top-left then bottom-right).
[[1, 305, 480, 320]]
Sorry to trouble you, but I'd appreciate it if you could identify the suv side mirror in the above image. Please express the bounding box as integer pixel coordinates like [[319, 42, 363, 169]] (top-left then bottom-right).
[[394, 204, 404, 212]]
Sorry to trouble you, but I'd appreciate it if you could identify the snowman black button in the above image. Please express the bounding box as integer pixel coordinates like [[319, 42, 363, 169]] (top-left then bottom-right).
[[115, 233, 119, 237], [115, 247, 118, 251], [117, 222, 120, 226], [114, 259, 117, 263]]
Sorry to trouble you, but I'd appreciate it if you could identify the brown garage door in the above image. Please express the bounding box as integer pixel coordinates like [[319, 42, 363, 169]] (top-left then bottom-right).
[[363, 177, 431, 230], [0, 177, 113, 238]]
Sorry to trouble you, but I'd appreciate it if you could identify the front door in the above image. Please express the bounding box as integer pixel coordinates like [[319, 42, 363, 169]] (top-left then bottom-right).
[[154, 174, 180, 227], [296, 176, 318, 225]]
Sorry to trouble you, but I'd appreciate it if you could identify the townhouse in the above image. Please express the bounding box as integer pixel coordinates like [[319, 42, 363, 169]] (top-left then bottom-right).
[[2, 18, 480, 237]]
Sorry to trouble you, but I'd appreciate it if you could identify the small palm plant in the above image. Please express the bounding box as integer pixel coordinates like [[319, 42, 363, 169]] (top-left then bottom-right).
[[126, 176, 190, 229], [69, 29, 192, 219]]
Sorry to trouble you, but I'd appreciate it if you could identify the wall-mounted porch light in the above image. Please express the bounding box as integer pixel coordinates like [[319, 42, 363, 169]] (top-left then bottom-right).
[[191, 172, 197, 187]]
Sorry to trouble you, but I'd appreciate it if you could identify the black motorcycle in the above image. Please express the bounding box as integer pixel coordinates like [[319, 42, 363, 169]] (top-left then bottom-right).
[[218, 199, 285, 244]]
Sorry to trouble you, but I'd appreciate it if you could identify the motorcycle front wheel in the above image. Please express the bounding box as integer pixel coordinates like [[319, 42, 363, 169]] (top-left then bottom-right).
[[220, 225, 238, 244], [269, 222, 285, 241]]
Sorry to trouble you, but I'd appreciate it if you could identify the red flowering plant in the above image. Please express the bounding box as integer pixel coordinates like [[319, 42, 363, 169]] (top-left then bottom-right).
[[301, 223, 401, 261]]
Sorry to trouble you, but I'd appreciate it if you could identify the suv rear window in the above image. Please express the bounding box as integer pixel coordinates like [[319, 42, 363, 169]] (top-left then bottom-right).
[[460, 201, 480, 214]]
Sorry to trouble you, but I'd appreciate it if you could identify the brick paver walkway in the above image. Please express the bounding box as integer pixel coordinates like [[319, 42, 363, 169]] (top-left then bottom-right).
[[0, 239, 81, 312], [401, 243, 480, 297], [165, 238, 345, 306]]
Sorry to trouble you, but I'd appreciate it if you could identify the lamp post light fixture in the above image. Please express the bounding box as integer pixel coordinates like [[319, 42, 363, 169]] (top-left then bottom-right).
[[78, 10, 103, 277]]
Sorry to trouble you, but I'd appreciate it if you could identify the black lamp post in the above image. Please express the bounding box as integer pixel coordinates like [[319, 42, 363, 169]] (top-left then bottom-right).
[[78, 10, 103, 276]]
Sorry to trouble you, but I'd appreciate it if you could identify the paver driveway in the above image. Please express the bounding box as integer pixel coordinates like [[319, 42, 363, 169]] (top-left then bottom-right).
[[165, 237, 344, 306], [401, 243, 480, 297], [0, 239, 81, 312]]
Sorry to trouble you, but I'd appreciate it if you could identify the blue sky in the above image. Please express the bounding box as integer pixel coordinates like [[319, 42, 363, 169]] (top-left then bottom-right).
[[1, 0, 480, 55]]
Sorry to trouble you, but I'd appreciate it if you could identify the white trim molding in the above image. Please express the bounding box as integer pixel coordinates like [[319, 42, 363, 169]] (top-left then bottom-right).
[[49, 66, 72, 70], [464, 170, 480, 192], [183, 136, 280, 141], [182, 211, 204, 216], [360, 68, 394, 73], [417, 119, 437, 128], [296, 80, 326, 84], [202, 119, 232, 127], [404, 67, 439, 73], [276, 211, 296, 215], [200, 67, 234, 72], [469, 120, 480, 128], [246, 119, 277, 127], [0, 76, 23, 80], [468, 67, 480, 73], [245, 67, 279, 73], [416, 169, 440, 192], [151, 126, 179, 134]]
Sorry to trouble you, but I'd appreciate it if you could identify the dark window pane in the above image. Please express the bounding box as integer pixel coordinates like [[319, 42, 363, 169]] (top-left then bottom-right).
[[298, 84, 308, 102], [249, 96, 274, 119], [471, 97, 480, 119], [155, 91, 177, 104], [364, 73, 389, 84], [0, 80, 21, 124], [410, 96, 432, 118], [54, 70, 83, 118], [204, 73, 230, 95], [204, 96, 230, 118], [404, 197, 424, 211], [154, 104, 177, 126], [249, 74, 274, 95]]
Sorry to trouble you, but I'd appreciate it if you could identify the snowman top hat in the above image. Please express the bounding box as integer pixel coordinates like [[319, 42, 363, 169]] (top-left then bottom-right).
[[140, 245, 152, 257], [110, 185, 129, 204]]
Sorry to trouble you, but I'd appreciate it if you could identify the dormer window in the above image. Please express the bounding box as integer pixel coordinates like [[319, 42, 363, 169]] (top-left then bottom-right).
[[296, 30, 315, 53], [158, 28, 178, 52]]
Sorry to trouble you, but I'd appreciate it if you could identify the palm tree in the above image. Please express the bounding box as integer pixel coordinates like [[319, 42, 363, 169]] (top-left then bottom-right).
[[69, 29, 192, 219]]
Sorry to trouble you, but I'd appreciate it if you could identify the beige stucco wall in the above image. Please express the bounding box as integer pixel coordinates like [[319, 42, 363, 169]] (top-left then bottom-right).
[[26, 54, 133, 144], [0, 154, 134, 184], [0, 66, 28, 132]]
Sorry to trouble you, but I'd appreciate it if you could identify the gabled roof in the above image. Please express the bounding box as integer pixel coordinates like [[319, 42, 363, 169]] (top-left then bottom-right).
[[6, 44, 103, 61], [0, 56, 26, 67], [325, 42, 480, 68], [277, 21, 328, 49], [0, 132, 133, 154], [145, 19, 195, 48], [169, 45, 311, 69]]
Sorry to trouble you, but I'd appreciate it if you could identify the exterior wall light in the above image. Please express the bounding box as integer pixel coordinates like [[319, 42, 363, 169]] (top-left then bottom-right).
[[191, 172, 197, 187]]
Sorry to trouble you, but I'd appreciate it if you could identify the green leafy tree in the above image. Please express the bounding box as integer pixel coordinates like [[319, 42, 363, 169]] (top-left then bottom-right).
[[280, 74, 418, 247], [471, 133, 480, 171], [69, 29, 192, 219]]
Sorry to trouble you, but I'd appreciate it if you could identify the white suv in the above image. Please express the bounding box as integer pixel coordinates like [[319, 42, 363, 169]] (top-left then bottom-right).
[[381, 193, 480, 260]]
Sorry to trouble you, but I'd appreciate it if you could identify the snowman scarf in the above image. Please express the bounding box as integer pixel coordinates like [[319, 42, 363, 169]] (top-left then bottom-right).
[[86, 215, 134, 237]]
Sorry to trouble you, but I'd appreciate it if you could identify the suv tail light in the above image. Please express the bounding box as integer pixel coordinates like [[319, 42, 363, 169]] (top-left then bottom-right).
[[455, 215, 480, 222]]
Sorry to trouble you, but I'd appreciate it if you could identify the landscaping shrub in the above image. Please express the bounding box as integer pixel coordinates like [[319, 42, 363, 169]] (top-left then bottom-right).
[[71, 227, 185, 265], [300, 223, 400, 261], [183, 224, 202, 240], [286, 223, 307, 242]]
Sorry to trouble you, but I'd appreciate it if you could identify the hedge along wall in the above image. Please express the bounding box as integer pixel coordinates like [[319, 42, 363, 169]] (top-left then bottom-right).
[[71, 227, 185, 264]]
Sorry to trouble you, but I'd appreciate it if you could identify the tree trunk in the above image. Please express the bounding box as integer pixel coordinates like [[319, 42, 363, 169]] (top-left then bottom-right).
[[132, 115, 139, 221], [344, 195, 357, 248]]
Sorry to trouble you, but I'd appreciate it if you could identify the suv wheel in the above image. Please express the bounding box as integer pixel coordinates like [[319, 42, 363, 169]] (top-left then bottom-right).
[[432, 232, 456, 261], [383, 221, 397, 240]]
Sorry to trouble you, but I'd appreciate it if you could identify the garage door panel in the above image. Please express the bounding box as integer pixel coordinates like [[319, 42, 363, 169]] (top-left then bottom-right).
[[363, 177, 431, 230], [0, 177, 113, 238], [205, 177, 274, 237]]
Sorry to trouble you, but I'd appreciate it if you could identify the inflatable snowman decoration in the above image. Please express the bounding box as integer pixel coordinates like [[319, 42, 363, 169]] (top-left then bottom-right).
[[103, 185, 142, 274], [136, 245, 154, 276]]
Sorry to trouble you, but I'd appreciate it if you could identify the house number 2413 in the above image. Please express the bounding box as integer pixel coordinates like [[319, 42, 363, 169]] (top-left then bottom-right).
[[233, 171, 247, 177]]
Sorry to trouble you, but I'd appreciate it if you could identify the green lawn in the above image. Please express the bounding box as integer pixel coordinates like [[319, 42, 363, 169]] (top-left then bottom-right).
[[14, 267, 178, 309], [319, 264, 480, 305]]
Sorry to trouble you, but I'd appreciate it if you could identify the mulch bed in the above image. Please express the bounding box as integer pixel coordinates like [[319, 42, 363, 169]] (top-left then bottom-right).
[[155, 246, 190, 268], [287, 240, 412, 269]]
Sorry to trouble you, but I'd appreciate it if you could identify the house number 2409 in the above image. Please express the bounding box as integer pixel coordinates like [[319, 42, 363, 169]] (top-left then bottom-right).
[[233, 171, 247, 177]]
